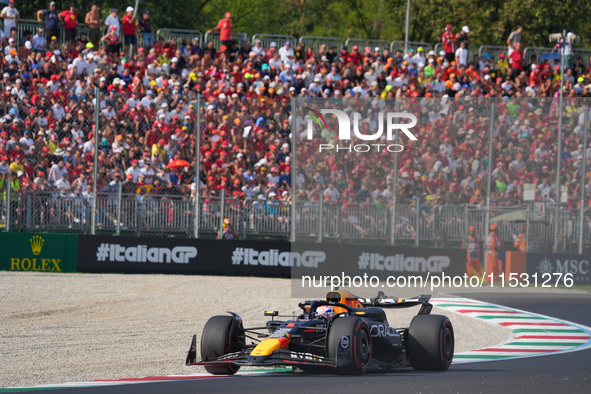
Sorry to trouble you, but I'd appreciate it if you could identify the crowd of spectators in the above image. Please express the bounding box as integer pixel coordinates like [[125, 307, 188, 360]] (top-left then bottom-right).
[[0, 2, 590, 225]]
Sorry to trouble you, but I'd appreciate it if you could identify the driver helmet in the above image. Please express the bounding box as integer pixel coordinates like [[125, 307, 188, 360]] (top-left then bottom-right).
[[316, 305, 336, 320], [223, 218, 232, 228]]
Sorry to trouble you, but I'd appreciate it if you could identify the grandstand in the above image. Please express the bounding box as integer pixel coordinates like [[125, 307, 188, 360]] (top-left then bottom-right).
[[0, 11, 590, 253]]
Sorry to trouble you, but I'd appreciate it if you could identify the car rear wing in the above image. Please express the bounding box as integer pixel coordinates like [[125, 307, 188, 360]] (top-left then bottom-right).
[[357, 292, 432, 314]]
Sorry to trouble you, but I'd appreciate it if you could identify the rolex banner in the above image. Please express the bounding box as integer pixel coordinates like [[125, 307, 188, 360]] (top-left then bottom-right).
[[0, 233, 78, 273]]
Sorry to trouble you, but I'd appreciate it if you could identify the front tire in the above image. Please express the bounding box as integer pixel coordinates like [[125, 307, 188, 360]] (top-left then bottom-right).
[[407, 314, 454, 371], [327, 317, 372, 375], [200, 315, 242, 374]]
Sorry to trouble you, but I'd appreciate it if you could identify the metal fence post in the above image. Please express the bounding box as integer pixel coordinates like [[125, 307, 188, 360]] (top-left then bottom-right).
[[219, 189, 225, 239], [485, 101, 495, 238], [390, 101, 401, 246], [290, 97, 297, 243], [415, 198, 420, 247], [579, 104, 589, 254], [526, 204, 531, 252], [555, 30, 567, 251], [404, 0, 411, 54], [6, 184, 10, 233], [318, 192, 323, 243], [463, 202, 469, 239], [193, 94, 201, 239], [26, 193, 32, 229], [115, 183, 122, 236], [91, 87, 100, 235], [134, 199, 139, 236]]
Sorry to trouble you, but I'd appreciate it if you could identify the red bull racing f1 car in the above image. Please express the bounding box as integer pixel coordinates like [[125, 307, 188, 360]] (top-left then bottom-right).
[[186, 290, 454, 375]]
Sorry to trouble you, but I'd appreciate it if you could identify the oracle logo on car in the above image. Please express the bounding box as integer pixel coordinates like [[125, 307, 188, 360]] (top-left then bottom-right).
[[370, 323, 397, 338], [304, 107, 418, 153]]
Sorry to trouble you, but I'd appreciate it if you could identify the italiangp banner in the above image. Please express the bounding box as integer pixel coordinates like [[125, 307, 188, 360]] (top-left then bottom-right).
[[77, 235, 292, 277], [290, 242, 467, 297], [527, 253, 590, 285], [0, 233, 78, 273], [77, 235, 466, 281]]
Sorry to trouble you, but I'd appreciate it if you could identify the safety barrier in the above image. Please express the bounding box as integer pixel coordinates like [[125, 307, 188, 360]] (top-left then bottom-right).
[[573, 48, 591, 66], [242, 198, 291, 237], [203, 31, 249, 49], [17, 18, 101, 48], [252, 33, 296, 50], [345, 38, 389, 53], [14, 19, 591, 68], [3, 230, 586, 287], [390, 40, 432, 54], [156, 28, 202, 46], [2, 191, 591, 252], [434, 42, 443, 55], [299, 36, 343, 54], [17, 18, 145, 49], [523, 47, 555, 64], [478, 45, 507, 61]]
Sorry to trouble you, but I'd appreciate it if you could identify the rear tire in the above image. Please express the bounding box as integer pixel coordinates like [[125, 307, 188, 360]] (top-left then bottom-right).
[[200, 315, 242, 375], [407, 314, 454, 371], [327, 317, 372, 375]]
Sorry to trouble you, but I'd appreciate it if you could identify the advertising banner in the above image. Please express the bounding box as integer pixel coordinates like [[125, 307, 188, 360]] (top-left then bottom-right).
[[78, 235, 465, 284], [527, 253, 590, 285], [78, 235, 292, 277], [0, 233, 78, 273], [290, 242, 466, 297]]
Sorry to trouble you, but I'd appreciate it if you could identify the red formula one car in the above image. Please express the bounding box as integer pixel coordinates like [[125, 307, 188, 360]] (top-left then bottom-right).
[[186, 290, 454, 375]]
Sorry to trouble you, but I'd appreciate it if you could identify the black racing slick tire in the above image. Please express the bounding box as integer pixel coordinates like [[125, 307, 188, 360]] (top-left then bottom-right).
[[327, 317, 372, 375], [200, 315, 242, 375], [407, 314, 454, 371]]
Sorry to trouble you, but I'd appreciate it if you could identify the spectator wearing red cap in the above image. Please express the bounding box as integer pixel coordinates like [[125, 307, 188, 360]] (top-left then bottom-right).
[[207, 12, 232, 53], [0, 156, 10, 174], [442, 24, 456, 62], [152, 138, 167, 159], [347, 45, 362, 66], [498, 52, 509, 76], [101, 25, 121, 55], [126, 159, 141, 182]]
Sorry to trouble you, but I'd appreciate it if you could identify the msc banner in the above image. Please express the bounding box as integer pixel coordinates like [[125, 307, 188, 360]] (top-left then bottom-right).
[[527, 253, 590, 284], [78, 235, 466, 279], [0, 233, 78, 273]]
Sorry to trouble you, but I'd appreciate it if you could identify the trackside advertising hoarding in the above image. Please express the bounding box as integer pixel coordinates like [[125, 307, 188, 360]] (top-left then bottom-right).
[[527, 253, 590, 284], [78, 235, 292, 277], [77, 235, 466, 280], [0, 233, 78, 273]]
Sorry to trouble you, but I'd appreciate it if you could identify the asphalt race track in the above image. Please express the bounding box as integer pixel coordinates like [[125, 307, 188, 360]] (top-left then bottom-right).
[[22, 292, 591, 394]]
